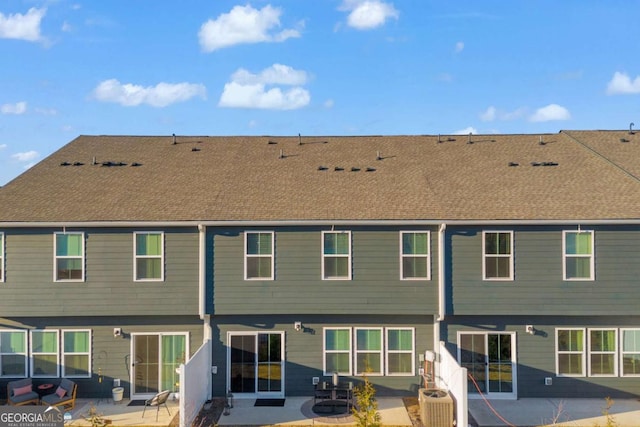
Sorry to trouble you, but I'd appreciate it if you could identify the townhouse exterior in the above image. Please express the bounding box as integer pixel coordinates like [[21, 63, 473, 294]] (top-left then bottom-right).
[[1, 131, 640, 403]]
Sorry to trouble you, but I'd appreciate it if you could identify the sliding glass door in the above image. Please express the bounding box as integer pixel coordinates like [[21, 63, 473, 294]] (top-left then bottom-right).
[[228, 332, 284, 397], [131, 333, 188, 399]]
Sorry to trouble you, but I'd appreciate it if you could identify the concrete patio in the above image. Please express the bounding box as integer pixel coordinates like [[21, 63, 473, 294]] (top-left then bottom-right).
[[61, 398, 180, 427]]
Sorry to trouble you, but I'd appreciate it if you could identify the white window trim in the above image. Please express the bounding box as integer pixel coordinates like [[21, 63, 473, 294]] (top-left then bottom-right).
[[562, 230, 594, 281], [385, 327, 415, 376], [0, 232, 4, 282], [53, 232, 85, 282], [555, 328, 586, 377], [588, 328, 617, 377], [354, 327, 384, 375], [620, 328, 640, 377], [133, 231, 165, 282], [482, 230, 514, 281], [323, 327, 352, 376], [321, 231, 352, 280], [62, 329, 92, 378], [244, 231, 275, 280], [0, 329, 28, 378], [30, 330, 60, 378], [400, 231, 431, 281]]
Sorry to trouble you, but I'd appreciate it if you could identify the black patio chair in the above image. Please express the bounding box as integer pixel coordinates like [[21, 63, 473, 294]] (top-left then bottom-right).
[[142, 390, 171, 421]]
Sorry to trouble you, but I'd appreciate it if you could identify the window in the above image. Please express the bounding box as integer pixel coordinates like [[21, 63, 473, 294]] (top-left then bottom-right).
[[0, 232, 4, 282], [355, 328, 383, 375], [30, 330, 59, 378], [400, 231, 430, 280], [483, 231, 513, 280], [54, 232, 84, 281], [621, 329, 640, 376], [386, 328, 415, 376], [0, 330, 27, 377], [134, 232, 164, 281], [245, 232, 274, 280], [322, 231, 351, 280], [563, 231, 594, 280], [589, 329, 617, 376], [62, 330, 91, 378], [324, 328, 352, 375], [556, 328, 585, 376]]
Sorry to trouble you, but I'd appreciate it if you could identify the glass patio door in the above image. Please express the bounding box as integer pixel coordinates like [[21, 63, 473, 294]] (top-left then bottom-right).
[[458, 332, 516, 399], [131, 333, 187, 399], [229, 332, 284, 397]]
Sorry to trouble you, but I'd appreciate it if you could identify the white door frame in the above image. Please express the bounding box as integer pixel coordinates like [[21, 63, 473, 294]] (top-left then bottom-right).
[[130, 332, 189, 400], [227, 331, 285, 398], [457, 331, 517, 400]]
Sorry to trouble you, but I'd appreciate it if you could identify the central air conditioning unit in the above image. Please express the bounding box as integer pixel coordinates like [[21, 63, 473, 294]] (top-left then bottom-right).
[[418, 388, 454, 427]]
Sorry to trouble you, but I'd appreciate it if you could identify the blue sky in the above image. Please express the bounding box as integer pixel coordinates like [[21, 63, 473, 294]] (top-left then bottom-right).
[[1, 0, 640, 186]]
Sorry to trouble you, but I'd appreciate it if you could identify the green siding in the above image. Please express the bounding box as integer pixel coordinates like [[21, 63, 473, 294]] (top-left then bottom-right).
[[443, 315, 640, 398], [0, 228, 200, 317], [449, 225, 640, 315], [211, 226, 438, 315], [211, 314, 433, 397], [0, 316, 204, 399]]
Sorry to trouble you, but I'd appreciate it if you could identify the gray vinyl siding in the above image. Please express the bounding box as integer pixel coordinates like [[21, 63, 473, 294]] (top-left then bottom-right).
[[0, 315, 204, 399], [211, 226, 438, 315], [0, 228, 199, 317], [448, 225, 640, 316], [443, 315, 640, 398], [211, 314, 433, 398]]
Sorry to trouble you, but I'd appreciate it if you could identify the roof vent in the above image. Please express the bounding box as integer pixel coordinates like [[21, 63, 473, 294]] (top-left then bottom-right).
[[467, 133, 473, 144], [73, 162, 84, 166], [630, 122, 635, 135], [318, 166, 328, 171], [620, 138, 630, 143], [376, 151, 383, 160], [508, 162, 519, 167], [131, 162, 142, 167], [191, 147, 200, 152], [335, 166, 344, 171], [437, 134, 441, 143], [298, 133, 302, 145], [351, 167, 360, 172], [268, 140, 278, 145], [279, 149, 285, 159], [60, 161, 71, 166], [539, 136, 546, 145], [366, 167, 376, 172], [172, 133, 177, 145]]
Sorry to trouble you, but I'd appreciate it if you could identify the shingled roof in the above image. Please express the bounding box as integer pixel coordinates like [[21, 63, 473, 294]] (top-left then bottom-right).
[[1, 131, 640, 223]]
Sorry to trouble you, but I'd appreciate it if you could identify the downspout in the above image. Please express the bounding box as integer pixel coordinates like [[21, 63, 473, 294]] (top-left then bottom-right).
[[434, 223, 446, 388], [198, 224, 213, 401]]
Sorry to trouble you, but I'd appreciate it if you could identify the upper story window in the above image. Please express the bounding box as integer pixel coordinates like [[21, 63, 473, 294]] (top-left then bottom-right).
[[0, 232, 4, 282], [400, 231, 430, 280], [0, 330, 27, 378], [245, 232, 274, 280], [563, 230, 594, 280], [322, 231, 351, 280], [134, 232, 164, 281], [30, 330, 59, 378], [483, 231, 513, 280], [54, 232, 84, 282]]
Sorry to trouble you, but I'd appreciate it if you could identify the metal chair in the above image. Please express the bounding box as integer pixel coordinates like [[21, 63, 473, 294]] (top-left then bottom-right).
[[142, 390, 171, 421], [314, 382, 332, 404]]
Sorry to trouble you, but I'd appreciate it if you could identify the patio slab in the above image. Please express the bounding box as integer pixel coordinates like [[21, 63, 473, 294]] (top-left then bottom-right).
[[63, 398, 179, 427]]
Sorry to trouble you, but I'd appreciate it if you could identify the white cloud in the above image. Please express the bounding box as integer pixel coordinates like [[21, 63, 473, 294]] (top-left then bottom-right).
[[454, 126, 477, 135], [1, 101, 27, 114], [480, 106, 526, 122], [61, 21, 72, 32], [339, 0, 399, 30], [0, 144, 7, 150], [12, 150, 38, 162], [529, 104, 571, 122], [231, 64, 308, 86], [0, 7, 46, 42], [454, 41, 464, 53], [436, 73, 453, 83], [480, 106, 496, 122], [219, 64, 310, 110], [198, 4, 301, 52], [324, 99, 335, 109], [35, 107, 57, 116], [606, 71, 640, 95], [92, 79, 206, 107]]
